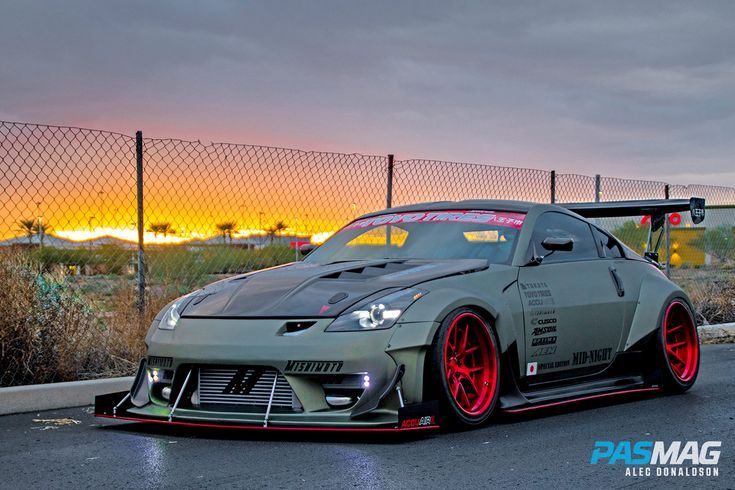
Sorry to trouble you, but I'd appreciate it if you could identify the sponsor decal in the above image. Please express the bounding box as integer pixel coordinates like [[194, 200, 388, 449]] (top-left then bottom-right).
[[530, 346, 556, 357], [344, 210, 526, 230], [526, 362, 538, 376], [572, 348, 612, 366], [531, 317, 557, 326], [523, 290, 552, 299], [284, 360, 344, 373], [530, 308, 556, 317], [532, 325, 557, 336], [591, 440, 721, 478], [223, 367, 264, 395], [538, 359, 570, 370], [531, 336, 557, 346], [520, 281, 548, 290], [399, 416, 436, 429]]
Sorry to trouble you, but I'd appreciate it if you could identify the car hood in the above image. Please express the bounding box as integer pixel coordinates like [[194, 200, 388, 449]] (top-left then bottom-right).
[[181, 259, 488, 318]]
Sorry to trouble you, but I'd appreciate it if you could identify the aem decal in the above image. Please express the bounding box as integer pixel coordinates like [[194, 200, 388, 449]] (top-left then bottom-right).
[[530, 346, 556, 357]]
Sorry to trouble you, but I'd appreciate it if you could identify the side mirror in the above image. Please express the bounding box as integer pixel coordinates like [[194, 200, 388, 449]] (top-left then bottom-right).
[[541, 237, 574, 252], [299, 243, 318, 256]]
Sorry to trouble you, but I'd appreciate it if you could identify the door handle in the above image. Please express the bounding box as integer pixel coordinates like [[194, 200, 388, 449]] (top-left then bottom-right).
[[609, 266, 625, 297]]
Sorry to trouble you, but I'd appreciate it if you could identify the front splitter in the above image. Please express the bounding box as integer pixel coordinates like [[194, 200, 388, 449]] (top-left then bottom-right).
[[95, 391, 440, 433]]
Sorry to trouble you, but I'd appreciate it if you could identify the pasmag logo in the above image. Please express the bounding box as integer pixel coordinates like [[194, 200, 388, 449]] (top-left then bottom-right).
[[590, 440, 721, 477]]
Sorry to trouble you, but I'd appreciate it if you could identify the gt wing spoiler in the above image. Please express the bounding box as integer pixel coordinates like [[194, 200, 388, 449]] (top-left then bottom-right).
[[560, 197, 705, 231]]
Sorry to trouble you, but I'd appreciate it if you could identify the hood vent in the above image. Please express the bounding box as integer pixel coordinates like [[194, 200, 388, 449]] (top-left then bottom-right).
[[322, 260, 412, 280]]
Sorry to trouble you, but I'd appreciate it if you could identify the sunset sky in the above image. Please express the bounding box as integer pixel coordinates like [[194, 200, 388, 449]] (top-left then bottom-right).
[[1, 1, 734, 186], [1, 2, 735, 243]]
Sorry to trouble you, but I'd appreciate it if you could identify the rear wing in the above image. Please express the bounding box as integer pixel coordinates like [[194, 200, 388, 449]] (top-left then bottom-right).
[[559, 197, 706, 264], [560, 198, 705, 232]]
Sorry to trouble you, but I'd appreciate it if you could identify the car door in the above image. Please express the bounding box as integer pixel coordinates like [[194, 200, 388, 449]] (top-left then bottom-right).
[[518, 212, 625, 381]]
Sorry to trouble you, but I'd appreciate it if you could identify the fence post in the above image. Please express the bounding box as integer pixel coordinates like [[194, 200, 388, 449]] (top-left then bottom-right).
[[550, 170, 556, 204], [594, 174, 601, 202], [665, 184, 671, 278], [136, 131, 146, 316], [386, 154, 394, 209]]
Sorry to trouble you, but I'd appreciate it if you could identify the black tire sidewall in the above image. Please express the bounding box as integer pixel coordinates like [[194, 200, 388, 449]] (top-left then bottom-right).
[[658, 299, 699, 393], [430, 307, 501, 427]]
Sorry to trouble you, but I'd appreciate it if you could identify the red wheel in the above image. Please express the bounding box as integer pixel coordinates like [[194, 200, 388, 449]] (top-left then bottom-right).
[[430, 308, 500, 426], [662, 300, 699, 384]]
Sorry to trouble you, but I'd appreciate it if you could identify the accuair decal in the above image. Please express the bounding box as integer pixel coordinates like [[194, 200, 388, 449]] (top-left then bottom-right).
[[284, 360, 344, 373], [571, 348, 613, 366]]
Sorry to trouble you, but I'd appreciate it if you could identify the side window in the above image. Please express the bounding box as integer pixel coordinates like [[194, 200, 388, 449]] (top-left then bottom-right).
[[592, 227, 624, 258], [528, 212, 599, 263]]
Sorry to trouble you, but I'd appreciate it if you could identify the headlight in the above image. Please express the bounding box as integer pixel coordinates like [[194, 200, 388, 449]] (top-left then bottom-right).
[[158, 294, 196, 330], [326, 288, 426, 332]]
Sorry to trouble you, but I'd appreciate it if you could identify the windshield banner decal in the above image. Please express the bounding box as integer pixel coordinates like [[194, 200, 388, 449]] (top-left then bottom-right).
[[344, 210, 526, 230]]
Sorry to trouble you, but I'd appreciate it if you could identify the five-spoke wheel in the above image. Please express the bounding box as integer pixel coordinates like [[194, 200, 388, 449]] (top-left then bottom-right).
[[431, 308, 500, 426], [660, 299, 699, 391]]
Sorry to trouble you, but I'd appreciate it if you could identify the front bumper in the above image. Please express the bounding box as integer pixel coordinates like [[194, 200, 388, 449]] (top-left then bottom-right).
[[94, 317, 441, 431]]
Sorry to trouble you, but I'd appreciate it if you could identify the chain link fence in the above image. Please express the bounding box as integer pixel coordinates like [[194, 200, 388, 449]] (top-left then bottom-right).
[[1, 120, 734, 386]]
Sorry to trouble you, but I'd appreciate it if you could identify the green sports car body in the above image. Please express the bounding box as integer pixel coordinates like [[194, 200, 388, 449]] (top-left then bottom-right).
[[96, 198, 705, 431]]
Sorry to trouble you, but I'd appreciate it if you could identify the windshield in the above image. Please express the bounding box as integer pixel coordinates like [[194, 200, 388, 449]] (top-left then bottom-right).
[[305, 210, 525, 264]]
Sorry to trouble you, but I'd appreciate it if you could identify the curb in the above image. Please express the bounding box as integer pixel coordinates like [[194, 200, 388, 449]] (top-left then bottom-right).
[[0, 376, 134, 416], [698, 323, 735, 343]]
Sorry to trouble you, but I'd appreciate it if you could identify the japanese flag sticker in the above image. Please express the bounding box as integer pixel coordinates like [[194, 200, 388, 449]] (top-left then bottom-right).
[[526, 362, 538, 376]]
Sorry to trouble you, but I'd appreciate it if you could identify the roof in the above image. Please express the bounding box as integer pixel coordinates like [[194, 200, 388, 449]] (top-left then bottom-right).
[[359, 200, 537, 218]]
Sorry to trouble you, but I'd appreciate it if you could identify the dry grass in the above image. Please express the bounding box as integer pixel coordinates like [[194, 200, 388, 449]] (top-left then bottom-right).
[[690, 274, 735, 326], [0, 251, 172, 386]]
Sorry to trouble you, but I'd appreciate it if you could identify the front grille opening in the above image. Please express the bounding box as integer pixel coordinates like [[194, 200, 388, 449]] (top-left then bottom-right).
[[196, 366, 302, 412]]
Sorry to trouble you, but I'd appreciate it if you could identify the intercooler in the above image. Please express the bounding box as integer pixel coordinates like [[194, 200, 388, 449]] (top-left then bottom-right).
[[197, 366, 298, 409]]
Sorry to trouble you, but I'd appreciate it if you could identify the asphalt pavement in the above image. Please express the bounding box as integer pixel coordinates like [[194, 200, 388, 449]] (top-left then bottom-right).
[[1, 344, 733, 489]]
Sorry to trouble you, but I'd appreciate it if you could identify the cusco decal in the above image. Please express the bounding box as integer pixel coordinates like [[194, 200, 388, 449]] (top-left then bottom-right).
[[344, 211, 526, 230]]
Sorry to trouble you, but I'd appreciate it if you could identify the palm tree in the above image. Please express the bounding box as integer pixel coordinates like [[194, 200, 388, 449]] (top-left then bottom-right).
[[18, 219, 36, 244], [216, 221, 238, 244], [32, 220, 51, 247], [266, 221, 288, 244], [147, 222, 176, 239]]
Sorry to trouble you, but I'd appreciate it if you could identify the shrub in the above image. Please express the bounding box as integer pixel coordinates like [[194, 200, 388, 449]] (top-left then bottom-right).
[[0, 253, 105, 385]]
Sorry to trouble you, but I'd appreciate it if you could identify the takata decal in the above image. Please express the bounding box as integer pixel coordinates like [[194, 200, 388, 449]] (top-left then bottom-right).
[[284, 360, 343, 373], [344, 210, 526, 230], [530, 346, 556, 357], [531, 336, 557, 346], [572, 348, 613, 366]]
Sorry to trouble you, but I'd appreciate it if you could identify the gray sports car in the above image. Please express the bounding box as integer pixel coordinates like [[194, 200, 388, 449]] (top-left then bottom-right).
[[96, 198, 705, 431]]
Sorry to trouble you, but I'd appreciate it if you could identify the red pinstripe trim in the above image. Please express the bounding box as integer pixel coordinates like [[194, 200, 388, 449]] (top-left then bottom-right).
[[95, 414, 439, 432], [502, 387, 662, 414]]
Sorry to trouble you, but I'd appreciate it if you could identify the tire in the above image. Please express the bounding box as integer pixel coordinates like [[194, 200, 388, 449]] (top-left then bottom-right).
[[658, 299, 700, 393], [429, 308, 501, 427]]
